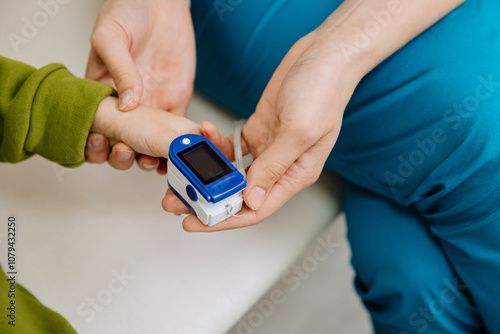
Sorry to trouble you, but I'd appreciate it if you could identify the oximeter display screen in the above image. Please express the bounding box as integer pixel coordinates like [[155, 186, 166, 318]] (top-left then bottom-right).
[[179, 142, 233, 185]]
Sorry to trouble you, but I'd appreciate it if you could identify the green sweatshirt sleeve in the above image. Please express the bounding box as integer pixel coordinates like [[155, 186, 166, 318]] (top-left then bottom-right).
[[0, 265, 77, 334], [0, 56, 115, 167]]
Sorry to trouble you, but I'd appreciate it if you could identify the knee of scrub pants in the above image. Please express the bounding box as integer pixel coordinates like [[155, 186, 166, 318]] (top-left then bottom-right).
[[342, 180, 484, 334], [332, 4, 500, 332], [409, 75, 500, 332]]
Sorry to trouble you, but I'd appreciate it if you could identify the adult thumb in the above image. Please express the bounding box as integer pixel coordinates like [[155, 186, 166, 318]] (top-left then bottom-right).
[[90, 31, 143, 111], [244, 133, 305, 211]]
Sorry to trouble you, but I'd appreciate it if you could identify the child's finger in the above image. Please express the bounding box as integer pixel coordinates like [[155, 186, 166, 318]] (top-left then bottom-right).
[[157, 158, 168, 175], [85, 133, 110, 164]]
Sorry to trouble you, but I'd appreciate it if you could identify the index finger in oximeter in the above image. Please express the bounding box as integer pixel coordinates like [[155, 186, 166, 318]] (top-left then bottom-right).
[[167, 134, 247, 226]]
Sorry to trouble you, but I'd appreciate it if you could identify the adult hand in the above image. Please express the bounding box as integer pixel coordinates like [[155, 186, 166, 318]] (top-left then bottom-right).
[[161, 0, 465, 231], [85, 0, 195, 171], [162, 32, 361, 231]]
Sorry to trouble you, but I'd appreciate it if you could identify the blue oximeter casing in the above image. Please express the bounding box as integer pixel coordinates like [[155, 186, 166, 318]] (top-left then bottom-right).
[[167, 134, 246, 226]]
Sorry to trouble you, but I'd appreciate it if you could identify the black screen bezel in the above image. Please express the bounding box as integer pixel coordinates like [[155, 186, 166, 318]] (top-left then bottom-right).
[[177, 141, 233, 185]]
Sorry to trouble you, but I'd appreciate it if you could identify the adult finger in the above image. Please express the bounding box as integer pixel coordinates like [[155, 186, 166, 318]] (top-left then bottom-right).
[[181, 207, 258, 232], [182, 159, 313, 232], [161, 189, 192, 215], [200, 121, 250, 161], [86, 48, 107, 81], [90, 27, 143, 111], [243, 130, 309, 211]]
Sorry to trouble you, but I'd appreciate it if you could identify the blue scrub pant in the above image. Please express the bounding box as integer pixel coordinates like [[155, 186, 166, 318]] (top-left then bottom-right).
[[191, 0, 500, 332]]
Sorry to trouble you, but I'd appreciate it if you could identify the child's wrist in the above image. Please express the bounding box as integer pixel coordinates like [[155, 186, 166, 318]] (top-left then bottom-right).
[[91, 96, 126, 143]]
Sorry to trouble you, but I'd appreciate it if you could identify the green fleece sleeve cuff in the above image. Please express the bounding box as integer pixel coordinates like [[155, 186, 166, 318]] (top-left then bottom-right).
[[0, 56, 115, 167]]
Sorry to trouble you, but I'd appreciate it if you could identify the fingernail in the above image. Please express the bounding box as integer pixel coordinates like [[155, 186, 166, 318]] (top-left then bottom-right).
[[116, 150, 133, 162], [119, 89, 133, 110], [142, 163, 158, 170], [90, 133, 105, 151], [248, 187, 266, 210]]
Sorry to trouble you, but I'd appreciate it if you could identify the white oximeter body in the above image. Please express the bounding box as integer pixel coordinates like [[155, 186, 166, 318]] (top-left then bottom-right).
[[167, 134, 247, 226]]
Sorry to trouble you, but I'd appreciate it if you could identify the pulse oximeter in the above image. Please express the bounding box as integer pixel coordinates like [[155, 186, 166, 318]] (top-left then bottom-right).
[[167, 134, 247, 226]]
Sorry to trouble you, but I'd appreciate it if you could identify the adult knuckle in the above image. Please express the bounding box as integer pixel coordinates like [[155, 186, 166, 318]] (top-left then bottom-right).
[[294, 160, 322, 188], [89, 31, 99, 48], [180, 82, 194, 96], [176, 84, 194, 105], [304, 170, 322, 188], [256, 97, 274, 113], [300, 128, 318, 143], [90, 27, 107, 48], [286, 119, 304, 134], [263, 162, 288, 183], [287, 122, 317, 145], [112, 68, 134, 86]]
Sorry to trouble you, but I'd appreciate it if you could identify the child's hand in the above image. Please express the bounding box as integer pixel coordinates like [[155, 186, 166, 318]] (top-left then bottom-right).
[[87, 96, 202, 172]]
